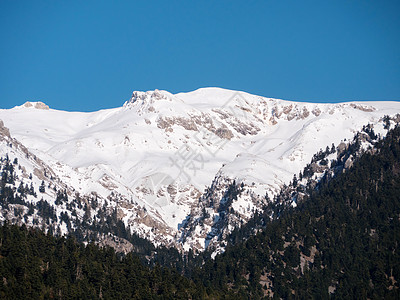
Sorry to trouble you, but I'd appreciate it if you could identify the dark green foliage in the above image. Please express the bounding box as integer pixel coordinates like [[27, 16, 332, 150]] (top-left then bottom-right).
[[39, 180, 45, 193], [384, 115, 391, 130], [192, 125, 400, 298], [0, 223, 202, 299]]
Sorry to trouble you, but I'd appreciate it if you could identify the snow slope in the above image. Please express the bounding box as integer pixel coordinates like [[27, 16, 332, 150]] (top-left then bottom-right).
[[1, 88, 399, 250]]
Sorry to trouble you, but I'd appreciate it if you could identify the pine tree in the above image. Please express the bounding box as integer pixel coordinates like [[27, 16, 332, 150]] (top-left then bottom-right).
[[39, 181, 45, 193]]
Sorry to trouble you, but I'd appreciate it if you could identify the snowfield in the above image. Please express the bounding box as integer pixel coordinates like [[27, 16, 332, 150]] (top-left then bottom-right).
[[1, 87, 400, 251]]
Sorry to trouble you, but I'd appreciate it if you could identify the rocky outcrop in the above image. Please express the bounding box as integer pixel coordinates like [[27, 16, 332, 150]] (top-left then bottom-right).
[[0, 120, 10, 138], [23, 101, 49, 110]]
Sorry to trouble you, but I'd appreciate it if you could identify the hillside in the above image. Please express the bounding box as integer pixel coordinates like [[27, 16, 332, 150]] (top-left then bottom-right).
[[1, 88, 400, 252], [1, 115, 399, 299], [192, 124, 400, 299]]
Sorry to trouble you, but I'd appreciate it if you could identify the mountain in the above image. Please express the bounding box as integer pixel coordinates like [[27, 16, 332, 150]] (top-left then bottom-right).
[[1, 123, 399, 299], [191, 124, 400, 299], [1, 88, 400, 252]]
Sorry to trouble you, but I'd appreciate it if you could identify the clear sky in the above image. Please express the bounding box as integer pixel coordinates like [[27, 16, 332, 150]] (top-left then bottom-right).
[[1, 1, 399, 111]]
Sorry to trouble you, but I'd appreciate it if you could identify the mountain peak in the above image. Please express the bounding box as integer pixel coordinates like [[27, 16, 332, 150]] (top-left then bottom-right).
[[124, 89, 174, 107]]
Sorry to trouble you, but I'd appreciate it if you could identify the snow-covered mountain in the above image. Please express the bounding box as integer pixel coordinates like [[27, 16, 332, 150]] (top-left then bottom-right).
[[1, 88, 399, 252]]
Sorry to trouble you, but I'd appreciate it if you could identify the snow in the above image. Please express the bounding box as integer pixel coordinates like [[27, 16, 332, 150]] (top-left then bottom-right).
[[1, 88, 400, 249]]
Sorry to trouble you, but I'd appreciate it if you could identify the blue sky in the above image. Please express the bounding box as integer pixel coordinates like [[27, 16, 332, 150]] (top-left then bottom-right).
[[1, 1, 399, 111]]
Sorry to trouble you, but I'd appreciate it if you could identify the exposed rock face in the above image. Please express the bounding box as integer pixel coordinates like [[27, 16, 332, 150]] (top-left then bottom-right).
[[0, 120, 10, 138], [337, 142, 348, 154], [310, 162, 329, 174], [350, 103, 375, 112], [34, 102, 50, 110], [215, 127, 234, 139], [128, 90, 167, 105], [98, 236, 134, 254], [344, 156, 354, 169], [23, 102, 33, 108], [23, 101, 50, 110], [157, 116, 198, 131]]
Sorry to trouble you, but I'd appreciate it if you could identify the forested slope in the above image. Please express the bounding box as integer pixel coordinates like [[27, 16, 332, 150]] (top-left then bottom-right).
[[193, 125, 400, 299], [0, 224, 202, 299]]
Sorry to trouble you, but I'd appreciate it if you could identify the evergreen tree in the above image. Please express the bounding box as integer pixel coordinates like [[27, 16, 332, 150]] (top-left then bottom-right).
[[39, 181, 45, 193]]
